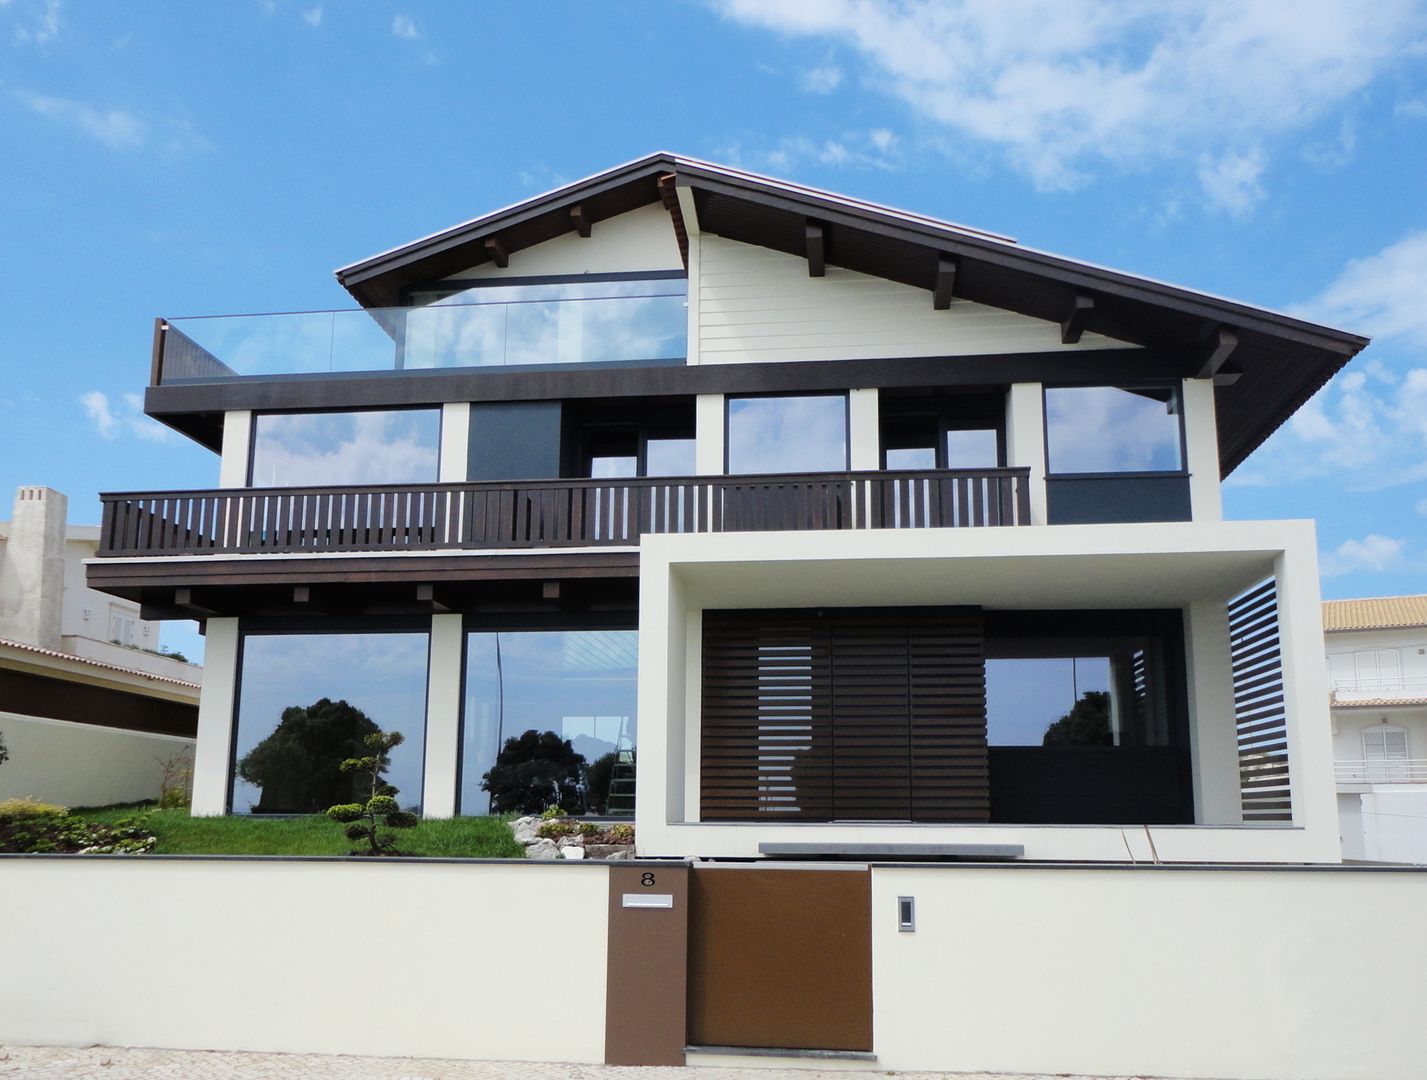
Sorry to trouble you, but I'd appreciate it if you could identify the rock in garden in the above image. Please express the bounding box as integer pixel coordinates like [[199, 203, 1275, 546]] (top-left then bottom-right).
[[524, 838, 559, 860]]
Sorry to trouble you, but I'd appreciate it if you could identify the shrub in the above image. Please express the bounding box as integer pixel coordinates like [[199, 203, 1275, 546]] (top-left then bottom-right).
[[0, 730, 8, 770], [540, 804, 567, 820], [325, 729, 418, 855], [237, 697, 380, 813], [0, 800, 155, 854], [156, 746, 195, 810]]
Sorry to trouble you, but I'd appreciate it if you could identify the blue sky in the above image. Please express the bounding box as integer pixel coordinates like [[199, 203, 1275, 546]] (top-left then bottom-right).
[[3, 1, 1427, 663]]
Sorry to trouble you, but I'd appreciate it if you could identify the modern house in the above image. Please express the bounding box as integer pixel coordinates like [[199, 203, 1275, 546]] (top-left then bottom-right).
[[1327, 594, 1427, 863], [0, 485, 199, 806], [85, 152, 1367, 867]]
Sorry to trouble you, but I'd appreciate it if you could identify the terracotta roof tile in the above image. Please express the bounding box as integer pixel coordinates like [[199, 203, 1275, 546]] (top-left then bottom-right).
[[1322, 595, 1427, 632], [0, 638, 200, 689]]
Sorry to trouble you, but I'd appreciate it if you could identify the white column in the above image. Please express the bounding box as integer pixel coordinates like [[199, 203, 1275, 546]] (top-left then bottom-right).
[[1274, 535, 1341, 860], [190, 617, 240, 816], [1183, 599, 1243, 824], [848, 388, 880, 470], [1005, 383, 1047, 525], [1182, 379, 1223, 522], [421, 613, 464, 818], [679, 192, 701, 367], [218, 411, 253, 488], [695, 394, 724, 474], [438, 403, 470, 483]]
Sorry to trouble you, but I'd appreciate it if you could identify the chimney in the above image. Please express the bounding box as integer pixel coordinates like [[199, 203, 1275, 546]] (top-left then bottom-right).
[[0, 486, 68, 650]]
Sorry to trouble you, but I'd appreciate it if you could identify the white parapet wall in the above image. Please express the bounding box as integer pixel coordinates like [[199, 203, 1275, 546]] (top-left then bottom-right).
[[871, 863, 1427, 1080], [0, 712, 193, 807], [0, 859, 609, 1063]]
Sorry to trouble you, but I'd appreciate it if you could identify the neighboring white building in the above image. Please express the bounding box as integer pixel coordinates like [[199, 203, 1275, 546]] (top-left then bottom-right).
[[0, 486, 200, 806], [1326, 594, 1427, 863]]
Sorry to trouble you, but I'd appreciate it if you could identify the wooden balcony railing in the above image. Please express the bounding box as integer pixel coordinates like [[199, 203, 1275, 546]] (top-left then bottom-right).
[[96, 468, 1033, 558]]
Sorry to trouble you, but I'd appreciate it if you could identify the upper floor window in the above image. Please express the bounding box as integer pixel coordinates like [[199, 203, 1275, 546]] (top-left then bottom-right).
[[403, 273, 687, 369], [1044, 385, 1183, 475], [726, 394, 848, 475], [881, 392, 1003, 471], [249, 408, 441, 487]]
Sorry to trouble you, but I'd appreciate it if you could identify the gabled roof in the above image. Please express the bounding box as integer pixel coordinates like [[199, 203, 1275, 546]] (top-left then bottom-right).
[[1324, 595, 1427, 632], [335, 152, 1369, 476]]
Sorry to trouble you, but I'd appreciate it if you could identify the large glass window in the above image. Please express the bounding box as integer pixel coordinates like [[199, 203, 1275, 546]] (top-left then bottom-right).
[[1044, 385, 1182, 474], [403, 276, 687, 369], [461, 629, 638, 816], [726, 394, 848, 474], [230, 631, 429, 814], [249, 409, 440, 487]]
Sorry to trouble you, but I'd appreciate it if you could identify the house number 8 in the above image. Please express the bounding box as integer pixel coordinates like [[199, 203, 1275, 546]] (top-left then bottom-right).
[[641, 872, 656, 887]]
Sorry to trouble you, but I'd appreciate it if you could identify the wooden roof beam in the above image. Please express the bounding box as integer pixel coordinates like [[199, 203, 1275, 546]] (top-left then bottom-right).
[[173, 587, 216, 618], [932, 255, 957, 310], [805, 221, 826, 277], [658, 173, 690, 269], [416, 583, 455, 614], [483, 237, 508, 268], [1060, 294, 1094, 344], [1198, 327, 1239, 379], [569, 204, 591, 238]]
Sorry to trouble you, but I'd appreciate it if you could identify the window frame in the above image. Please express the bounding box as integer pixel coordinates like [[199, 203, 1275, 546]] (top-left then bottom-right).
[[246, 405, 445, 489], [1041, 382, 1189, 479], [226, 617, 433, 815], [723, 391, 851, 476]]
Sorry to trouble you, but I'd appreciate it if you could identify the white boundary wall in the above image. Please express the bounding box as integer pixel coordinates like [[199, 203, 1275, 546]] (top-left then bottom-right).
[[0, 712, 193, 807], [0, 859, 609, 1063], [872, 864, 1427, 1080]]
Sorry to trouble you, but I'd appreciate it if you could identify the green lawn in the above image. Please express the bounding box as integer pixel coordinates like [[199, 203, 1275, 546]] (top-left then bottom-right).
[[70, 805, 524, 858]]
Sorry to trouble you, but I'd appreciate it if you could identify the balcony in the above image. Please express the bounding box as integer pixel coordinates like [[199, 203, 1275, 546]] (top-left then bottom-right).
[[152, 282, 688, 385], [1335, 759, 1427, 786], [1330, 676, 1427, 702], [96, 468, 1033, 558]]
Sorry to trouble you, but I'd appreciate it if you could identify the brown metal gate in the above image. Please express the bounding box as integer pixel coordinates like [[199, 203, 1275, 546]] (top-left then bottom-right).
[[686, 865, 872, 1052]]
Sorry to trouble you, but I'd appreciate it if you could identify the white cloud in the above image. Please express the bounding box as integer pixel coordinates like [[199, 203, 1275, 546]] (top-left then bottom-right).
[[80, 391, 175, 444], [713, 1, 1423, 199], [81, 391, 116, 439], [1321, 534, 1406, 577], [13, 0, 60, 45], [13, 90, 211, 155], [721, 128, 903, 173], [801, 63, 843, 93], [391, 13, 420, 39], [1417, 498, 1427, 516], [302, 6, 322, 27], [1291, 229, 1427, 345], [1196, 148, 1266, 217]]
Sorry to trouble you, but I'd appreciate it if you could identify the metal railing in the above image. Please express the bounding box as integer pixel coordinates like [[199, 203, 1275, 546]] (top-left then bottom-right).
[[96, 468, 1034, 558], [1335, 759, 1427, 785], [1330, 675, 1427, 697]]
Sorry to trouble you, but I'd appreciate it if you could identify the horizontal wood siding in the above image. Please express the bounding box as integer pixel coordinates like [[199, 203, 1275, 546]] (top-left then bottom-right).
[[697, 235, 1137, 365], [701, 608, 989, 824]]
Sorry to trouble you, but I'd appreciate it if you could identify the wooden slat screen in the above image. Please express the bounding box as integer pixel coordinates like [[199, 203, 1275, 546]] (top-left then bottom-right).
[[1228, 579, 1292, 822], [701, 608, 988, 823]]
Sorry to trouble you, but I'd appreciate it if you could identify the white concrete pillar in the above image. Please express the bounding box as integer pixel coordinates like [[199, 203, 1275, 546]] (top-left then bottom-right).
[[438, 403, 470, 483], [218, 411, 253, 488], [1184, 598, 1244, 825], [848, 388, 880, 470], [1005, 383, 1047, 525], [0, 486, 67, 650], [190, 617, 240, 816], [1182, 379, 1223, 522], [421, 614, 464, 818], [1274, 538, 1341, 859], [695, 394, 724, 475]]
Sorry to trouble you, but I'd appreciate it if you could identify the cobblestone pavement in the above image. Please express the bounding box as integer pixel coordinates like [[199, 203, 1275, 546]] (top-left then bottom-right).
[[0, 1045, 1186, 1080]]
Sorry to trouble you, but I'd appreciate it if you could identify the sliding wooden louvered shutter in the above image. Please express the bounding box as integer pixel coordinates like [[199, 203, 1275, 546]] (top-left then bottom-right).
[[701, 608, 988, 823]]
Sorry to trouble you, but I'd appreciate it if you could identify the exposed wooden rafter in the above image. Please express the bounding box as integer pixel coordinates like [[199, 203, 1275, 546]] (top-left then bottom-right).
[[1060, 294, 1094, 344], [1198, 327, 1239, 379], [173, 587, 216, 617], [805, 221, 826, 277], [416, 583, 454, 613], [483, 237, 508, 268], [658, 173, 690, 269], [932, 255, 957, 310], [569, 204, 591, 238]]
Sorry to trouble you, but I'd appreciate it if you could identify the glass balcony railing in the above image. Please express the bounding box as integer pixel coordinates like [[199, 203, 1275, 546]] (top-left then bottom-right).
[[154, 280, 688, 384]]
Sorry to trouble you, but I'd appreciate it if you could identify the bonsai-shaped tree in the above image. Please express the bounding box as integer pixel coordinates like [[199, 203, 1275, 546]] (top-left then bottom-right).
[[481, 729, 586, 815], [325, 729, 418, 855], [236, 698, 379, 813], [1042, 689, 1113, 746]]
